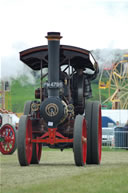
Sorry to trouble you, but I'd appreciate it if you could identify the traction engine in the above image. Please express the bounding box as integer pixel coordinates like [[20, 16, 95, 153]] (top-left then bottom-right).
[[17, 32, 102, 166]]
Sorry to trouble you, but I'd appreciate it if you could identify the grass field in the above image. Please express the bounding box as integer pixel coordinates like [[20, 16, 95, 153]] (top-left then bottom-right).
[[10, 78, 36, 112], [1, 149, 128, 193]]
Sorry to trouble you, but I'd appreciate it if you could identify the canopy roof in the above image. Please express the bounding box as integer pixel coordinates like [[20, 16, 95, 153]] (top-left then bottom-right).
[[20, 45, 98, 71]]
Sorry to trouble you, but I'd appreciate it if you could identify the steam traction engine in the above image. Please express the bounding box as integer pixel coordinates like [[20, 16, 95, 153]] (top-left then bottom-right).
[[17, 32, 102, 166]]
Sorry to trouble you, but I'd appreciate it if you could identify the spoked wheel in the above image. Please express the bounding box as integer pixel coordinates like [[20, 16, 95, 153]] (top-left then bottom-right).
[[17, 115, 33, 166], [0, 124, 17, 155], [85, 101, 102, 164], [31, 142, 42, 164], [73, 115, 87, 166]]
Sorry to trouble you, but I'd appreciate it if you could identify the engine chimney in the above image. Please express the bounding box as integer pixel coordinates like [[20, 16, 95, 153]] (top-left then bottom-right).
[[45, 32, 62, 97], [40, 32, 68, 126]]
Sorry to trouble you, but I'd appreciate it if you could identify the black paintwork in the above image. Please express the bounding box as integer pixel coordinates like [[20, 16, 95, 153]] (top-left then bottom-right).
[[20, 45, 97, 71]]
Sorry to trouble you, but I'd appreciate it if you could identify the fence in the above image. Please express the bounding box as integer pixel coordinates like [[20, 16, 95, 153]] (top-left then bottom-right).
[[102, 127, 128, 149]]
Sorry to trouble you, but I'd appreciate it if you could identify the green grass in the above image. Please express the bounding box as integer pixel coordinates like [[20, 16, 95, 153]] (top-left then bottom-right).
[[91, 82, 100, 101], [10, 77, 37, 112], [102, 146, 127, 151], [1, 150, 128, 193]]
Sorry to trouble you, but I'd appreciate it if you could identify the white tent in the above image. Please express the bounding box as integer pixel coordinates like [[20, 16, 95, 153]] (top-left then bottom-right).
[[102, 109, 128, 126], [0, 110, 19, 127]]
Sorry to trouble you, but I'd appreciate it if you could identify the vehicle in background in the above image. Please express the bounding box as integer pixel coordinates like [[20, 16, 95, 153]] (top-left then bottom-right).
[[102, 116, 116, 127], [102, 116, 116, 146], [102, 127, 115, 146]]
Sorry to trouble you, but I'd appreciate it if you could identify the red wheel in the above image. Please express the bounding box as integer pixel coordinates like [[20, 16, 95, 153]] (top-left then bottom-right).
[[91, 102, 102, 164], [73, 115, 87, 166], [17, 115, 32, 166], [98, 104, 102, 162], [82, 118, 87, 164], [85, 101, 93, 164], [24, 101, 32, 115], [85, 101, 102, 164], [0, 124, 17, 155], [31, 142, 42, 164]]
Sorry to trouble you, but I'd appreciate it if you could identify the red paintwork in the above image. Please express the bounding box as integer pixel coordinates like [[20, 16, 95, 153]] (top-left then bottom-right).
[[32, 128, 73, 145], [25, 119, 33, 164], [36, 143, 42, 161], [82, 119, 87, 164], [0, 124, 16, 154], [98, 105, 102, 163]]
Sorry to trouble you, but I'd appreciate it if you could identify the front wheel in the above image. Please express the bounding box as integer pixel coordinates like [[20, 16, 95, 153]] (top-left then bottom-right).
[[73, 115, 87, 166], [31, 142, 42, 164], [17, 115, 33, 166]]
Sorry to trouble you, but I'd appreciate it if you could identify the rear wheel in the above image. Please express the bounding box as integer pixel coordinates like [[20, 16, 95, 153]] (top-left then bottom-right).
[[24, 101, 32, 115], [0, 124, 17, 155], [85, 101, 93, 164], [85, 101, 102, 164], [17, 115, 32, 166], [73, 115, 87, 166], [31, 142, 42, 164], [91, 102, 102, 164]]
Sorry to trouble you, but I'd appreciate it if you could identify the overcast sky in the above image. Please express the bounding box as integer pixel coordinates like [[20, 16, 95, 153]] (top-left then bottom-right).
[[0, 0, 128, 79]]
